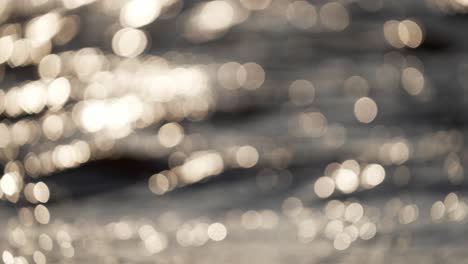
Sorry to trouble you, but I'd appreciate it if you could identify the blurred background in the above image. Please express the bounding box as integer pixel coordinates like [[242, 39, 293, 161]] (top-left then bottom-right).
[[0, 0, 468, 262]]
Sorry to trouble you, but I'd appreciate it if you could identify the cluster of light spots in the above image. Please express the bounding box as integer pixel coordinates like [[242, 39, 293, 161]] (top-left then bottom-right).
[[148, 171, 177, 195], [77, 96, 144, 134], [416, 130, 462, 161], [175, 151, 224, 184], [22, 140, 91, 177], [354, 97, 378, 123], [176, 219, 227, 246], [218, 61, 266, 90], [138, 224, 168, 254], [241, 209, 279, 229], [360, 164, 386, 188], [315, 161, 386, 198], [378, 138, 411, 165], [384, 19, 424, 49], [324, 200, 377, 250], [25, 12, 61, 43], [431, 193, 468, 222], [334, 168, 359, 194], [184, 0, 236, 42], [444, 152, 464, 184]]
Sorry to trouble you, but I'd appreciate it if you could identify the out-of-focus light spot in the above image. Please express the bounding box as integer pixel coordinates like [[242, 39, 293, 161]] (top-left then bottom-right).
[[235, 145, 259, 168], [62, 0, 96, 9], [286, 1, 317, 30], [314, 176, 335, 198], [207, 222, 227, 241], [80, 101, 107, 132], [444, 192, 458, 212], [298, 112, 328, 137], [354, 97, 377, 124], [47, 77, 70, 109], [112, 28, 148, 58], [445, 152, 464, 185], [344, 203, 364, 223], [389, 140, 410, 165], [120, 0, 161, 28], [325, 200, 345, 219], [399, 204, 418, 224], [359, 222, 376, 240], [282, 197, 303, 218], [33, 181, 50, 203], [431, 201, 445, 222], [33, 251, 46, 264], [344, 76, 369, 98], [342, 159, 360, 176], [148, 173, 170, 195], [402, 67, 424, 95], [142, 229, 168, 254], [325, 219, 343, 239], [260, 210, 279, 229], [0, 172, 17, 196], [26, 12, 61, 43], [242, 210, 262, 229], [319, 2, 350, 31], [39, 233, 53, 251], [218, 62, 245, 90], [238, 62, 265, 90], [158, 122, 184, 148], [361, 164, 385, 188], [334, 169, 359, 194], [113, 221, 133, 240], [34, 204, 50, 224], [177, 151, 224, 184], [297, 219, 317, 243], [344, 225, 359, 241], [289, 79, 315, 105], [43, 120, 63, 145], [324, 124, 347, 149], [184, 0, 235, 42], [398, 20, 423, 48], [2, 250, 14, 264], [20, 82, 47, 114], [55, 15, 80, 45], [39, 54, 62, 79], [383, 20, 404, 48], [0, 36, 14, 64], [239, 0, 271, 10], [333, 232, 351, 250], [200, 1, 234, 31]]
